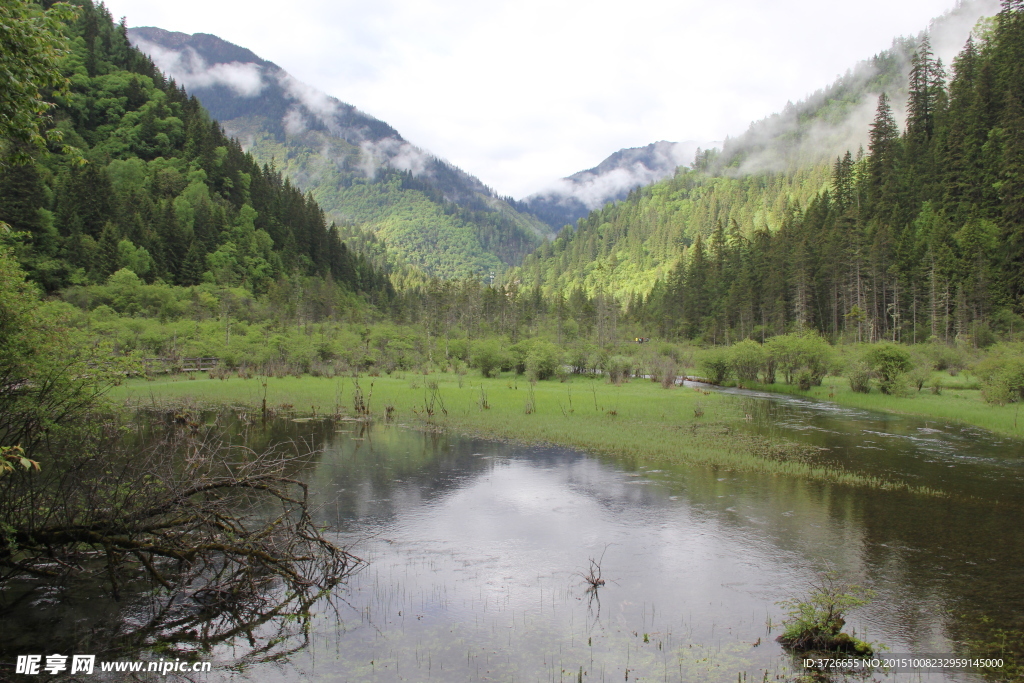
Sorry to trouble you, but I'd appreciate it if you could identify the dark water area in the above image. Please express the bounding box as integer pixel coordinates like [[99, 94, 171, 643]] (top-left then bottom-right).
[[2, 391, 1022, 682]]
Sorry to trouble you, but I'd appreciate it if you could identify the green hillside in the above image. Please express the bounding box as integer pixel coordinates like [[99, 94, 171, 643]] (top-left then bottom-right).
[[227, 119, 544, 279], [512, 163, 831, 302], [0, 1, 391, 305], [126, 28, 551, 280], [629, 6, 1023, 346]]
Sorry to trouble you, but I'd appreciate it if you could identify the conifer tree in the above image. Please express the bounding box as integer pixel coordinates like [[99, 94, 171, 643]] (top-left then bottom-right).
[[999, 89, 1024, 302], [867, 94, 901, 219]]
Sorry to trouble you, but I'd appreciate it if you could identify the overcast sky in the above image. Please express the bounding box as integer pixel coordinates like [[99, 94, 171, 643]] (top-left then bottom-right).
[[103, 0, 977, 198]]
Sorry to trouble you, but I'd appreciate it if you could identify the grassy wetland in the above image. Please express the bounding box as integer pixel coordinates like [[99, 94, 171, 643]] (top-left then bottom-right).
[[110, 370, 950, 496]]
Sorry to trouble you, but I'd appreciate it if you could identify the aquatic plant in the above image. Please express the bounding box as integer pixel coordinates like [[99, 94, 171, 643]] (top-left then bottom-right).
[[777, 571, 875, 655]]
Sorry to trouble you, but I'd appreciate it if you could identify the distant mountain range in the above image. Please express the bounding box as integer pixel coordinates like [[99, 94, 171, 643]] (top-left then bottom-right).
[[131, 0, 997, 284], [129, 27, 551, 279], [127, 28, 720, 250], [520, 140, 714, 229]]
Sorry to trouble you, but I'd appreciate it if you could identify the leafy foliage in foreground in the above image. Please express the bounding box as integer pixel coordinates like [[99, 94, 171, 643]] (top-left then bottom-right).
[[0, 0, 77, 164], [0, 245, 123, 459]]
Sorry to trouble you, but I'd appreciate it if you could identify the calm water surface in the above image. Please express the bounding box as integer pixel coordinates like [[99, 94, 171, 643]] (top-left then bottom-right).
[[4, 387, 1023, 682], [236, 385, 1022, 682]]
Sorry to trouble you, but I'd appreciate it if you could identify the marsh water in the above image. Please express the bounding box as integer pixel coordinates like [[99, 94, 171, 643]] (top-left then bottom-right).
[[4, 385, 1023, 682]]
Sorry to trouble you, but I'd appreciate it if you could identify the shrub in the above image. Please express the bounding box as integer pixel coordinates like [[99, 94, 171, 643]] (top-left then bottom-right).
[[699, 348, 731, 385], [447, 338, 470, 362], [976, 348, 1024, 404], [567, 342, 598, 374], [660, 359, 677, 388], [908, 367, 930, 392], [763, 355, 777, 384], [605, 354, 632, 384], [730, 339, 765, 382], [471, 339, 507, 378], [765, 331, 835, 385], [765, 334, 800, 384], [801, 335, 837, 386], [526, 340, 562, 381], [865, 343, 912, 395], [847, 361, 872, 393], [925, 342, 966, 372], [508, 340, 530, 375], [658, 342, 679, 362]]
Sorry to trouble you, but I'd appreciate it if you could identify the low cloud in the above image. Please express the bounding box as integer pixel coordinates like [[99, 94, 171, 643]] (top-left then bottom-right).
[[928, 0, 1000, 63], [282, 107, 309, 136], [276, 71, 340, 125], [730, 91, 893, 176], [131, 37, 265, 96], [530, 140, 707, 209], [726, 0, 997, 176], [358, 137, 432, 179], [541, 166, 658, 210]]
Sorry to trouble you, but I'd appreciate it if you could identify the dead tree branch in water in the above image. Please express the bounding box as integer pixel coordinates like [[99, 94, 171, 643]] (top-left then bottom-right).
[[0, 412, 361, 602], [581, 557, 605, 589]]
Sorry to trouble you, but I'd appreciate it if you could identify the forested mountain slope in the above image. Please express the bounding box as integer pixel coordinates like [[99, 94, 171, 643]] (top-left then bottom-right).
[[516, 3, 999, 235], [626, 0, 1024, 346], [508, 0, 1003, 311], [128, 27, 552, 280], [711, 0, 999, 175], [0, 1, 391, 303]]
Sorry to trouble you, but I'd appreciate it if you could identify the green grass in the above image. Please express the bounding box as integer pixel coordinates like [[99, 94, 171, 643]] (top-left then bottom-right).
[[738, 373, 1024, 440], [108, 371, 943, 495]]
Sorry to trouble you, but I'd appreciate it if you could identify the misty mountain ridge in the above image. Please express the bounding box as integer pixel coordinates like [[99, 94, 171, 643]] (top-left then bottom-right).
[[507, 0, 1000, 232], [128, 28, 713, 234], [128, 0, 1001, 281], [129, 27, 494, 200], [521, 140, 718, 229], [128, 27, 550, 279], [709, 0, 1000, 176]]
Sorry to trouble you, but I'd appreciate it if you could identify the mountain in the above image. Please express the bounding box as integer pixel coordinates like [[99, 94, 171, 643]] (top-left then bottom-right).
[[629, 0, 1024, 345], [0, 3, 391, 302], [128, 27, 552, 280], [509, 0, 1003, 303], [521, 140, 713, 230]]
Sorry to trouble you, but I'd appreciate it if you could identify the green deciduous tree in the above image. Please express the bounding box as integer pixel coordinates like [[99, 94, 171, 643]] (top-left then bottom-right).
[[0, 0, 77, 165], [0, 245, 119, 459]]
